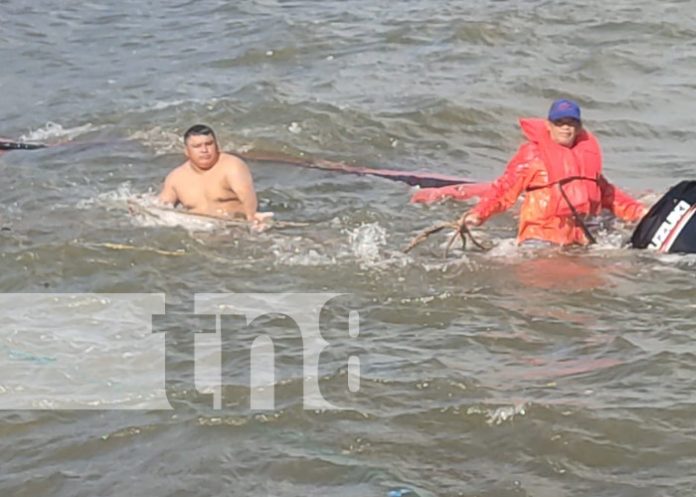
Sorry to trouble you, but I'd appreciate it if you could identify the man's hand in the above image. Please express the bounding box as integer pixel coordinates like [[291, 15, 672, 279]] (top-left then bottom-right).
[[458, 211, 482, 228], [411, 187, 447, 204], [250, 212, 274, 232]]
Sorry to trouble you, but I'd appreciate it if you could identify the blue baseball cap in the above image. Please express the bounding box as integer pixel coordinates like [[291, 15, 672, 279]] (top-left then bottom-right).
[[548, 99, 581, 122]]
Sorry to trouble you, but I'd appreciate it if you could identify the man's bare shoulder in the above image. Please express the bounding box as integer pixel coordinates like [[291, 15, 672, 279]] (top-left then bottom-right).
[[217, 152, 251, 171], [165, 162, 193, 181]]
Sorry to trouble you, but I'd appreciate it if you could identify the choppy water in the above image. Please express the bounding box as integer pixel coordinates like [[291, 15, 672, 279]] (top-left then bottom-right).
[[2, 1, 696, 496]]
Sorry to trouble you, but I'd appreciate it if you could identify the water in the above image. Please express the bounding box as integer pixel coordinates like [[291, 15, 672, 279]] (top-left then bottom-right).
[[2, 0, 696, 495]]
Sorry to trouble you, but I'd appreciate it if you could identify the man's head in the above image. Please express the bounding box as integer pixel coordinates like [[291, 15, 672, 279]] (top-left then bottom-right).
[[546, 99, 582, 148], [183, 124, 219, 170]]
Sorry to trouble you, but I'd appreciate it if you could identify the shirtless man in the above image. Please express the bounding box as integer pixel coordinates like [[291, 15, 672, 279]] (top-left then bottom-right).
[[158, 124, 270, 225]]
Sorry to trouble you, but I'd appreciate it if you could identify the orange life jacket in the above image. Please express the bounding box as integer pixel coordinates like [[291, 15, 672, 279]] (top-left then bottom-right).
[[519, 118, 603, 218]]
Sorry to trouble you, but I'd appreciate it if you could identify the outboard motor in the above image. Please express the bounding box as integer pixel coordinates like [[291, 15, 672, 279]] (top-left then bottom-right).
[[631, 181, 696, 253]]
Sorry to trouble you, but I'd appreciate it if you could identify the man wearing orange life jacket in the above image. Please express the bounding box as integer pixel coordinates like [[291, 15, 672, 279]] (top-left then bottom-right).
[[459, 99, 647, 245]]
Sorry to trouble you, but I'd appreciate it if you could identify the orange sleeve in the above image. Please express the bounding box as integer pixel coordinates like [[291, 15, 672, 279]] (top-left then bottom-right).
[[470, 145, 537, 221], [409, 182, 493, 203], [598, 175, 646, 221]]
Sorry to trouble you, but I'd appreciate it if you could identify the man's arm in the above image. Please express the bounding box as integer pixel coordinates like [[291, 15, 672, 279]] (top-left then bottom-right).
[[225, 157, 259, 221], [598, 174, 647, 222], [158, 172, 179, 206], [467, 146, 539, 221], [457, 145, 539, 228]]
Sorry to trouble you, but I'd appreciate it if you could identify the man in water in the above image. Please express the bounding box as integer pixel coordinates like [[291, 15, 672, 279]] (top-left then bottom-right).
[[158, 124, 271, 225], [458, 99, 647, 245]]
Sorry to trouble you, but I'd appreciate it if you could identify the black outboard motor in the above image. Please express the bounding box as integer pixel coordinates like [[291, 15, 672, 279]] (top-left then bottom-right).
[[631, 181, 696, 253]]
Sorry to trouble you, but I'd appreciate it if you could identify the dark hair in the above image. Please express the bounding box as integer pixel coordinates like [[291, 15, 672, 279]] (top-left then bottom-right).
[[183, 124, 216, 144]]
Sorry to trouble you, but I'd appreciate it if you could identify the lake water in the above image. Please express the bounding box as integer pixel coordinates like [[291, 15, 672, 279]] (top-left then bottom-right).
[[2, 1, 696, 496]]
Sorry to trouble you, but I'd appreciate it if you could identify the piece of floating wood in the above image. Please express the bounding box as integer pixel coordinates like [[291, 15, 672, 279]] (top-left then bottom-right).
[[404, 220, 491, 257], [85, 242, 186, 257], [126, 199, 309, 229]]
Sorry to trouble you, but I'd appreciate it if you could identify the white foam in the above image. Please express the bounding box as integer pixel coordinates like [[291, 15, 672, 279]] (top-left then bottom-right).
[[75, 183, 138, 210], [482, 238, 521, 258], [346, 222, 387, 265], [464, 401, 528, 426], [132, 210, 223, 231], [19, 122, 102, 142], [128, 127, 181, 156], [75, 188, 227, 232], [265, 221, 414, 269], [273, 247, 336, 266]]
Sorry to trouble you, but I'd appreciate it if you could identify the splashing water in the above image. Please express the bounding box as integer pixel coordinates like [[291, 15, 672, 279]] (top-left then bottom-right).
[[19, 122, 102, 143], [346, 222, 388, 265], [75, 183, 139, 210], [128, 127, 182, 156]]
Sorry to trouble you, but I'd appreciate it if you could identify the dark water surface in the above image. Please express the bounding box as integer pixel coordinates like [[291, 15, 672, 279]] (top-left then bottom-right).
[[2, 1, 696, 496]]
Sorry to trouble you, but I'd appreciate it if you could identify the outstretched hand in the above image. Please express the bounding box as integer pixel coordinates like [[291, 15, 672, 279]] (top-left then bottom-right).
[[250, 212, 274, 232], [458, 211, 482, 228], [410, 187, 447, 204]]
